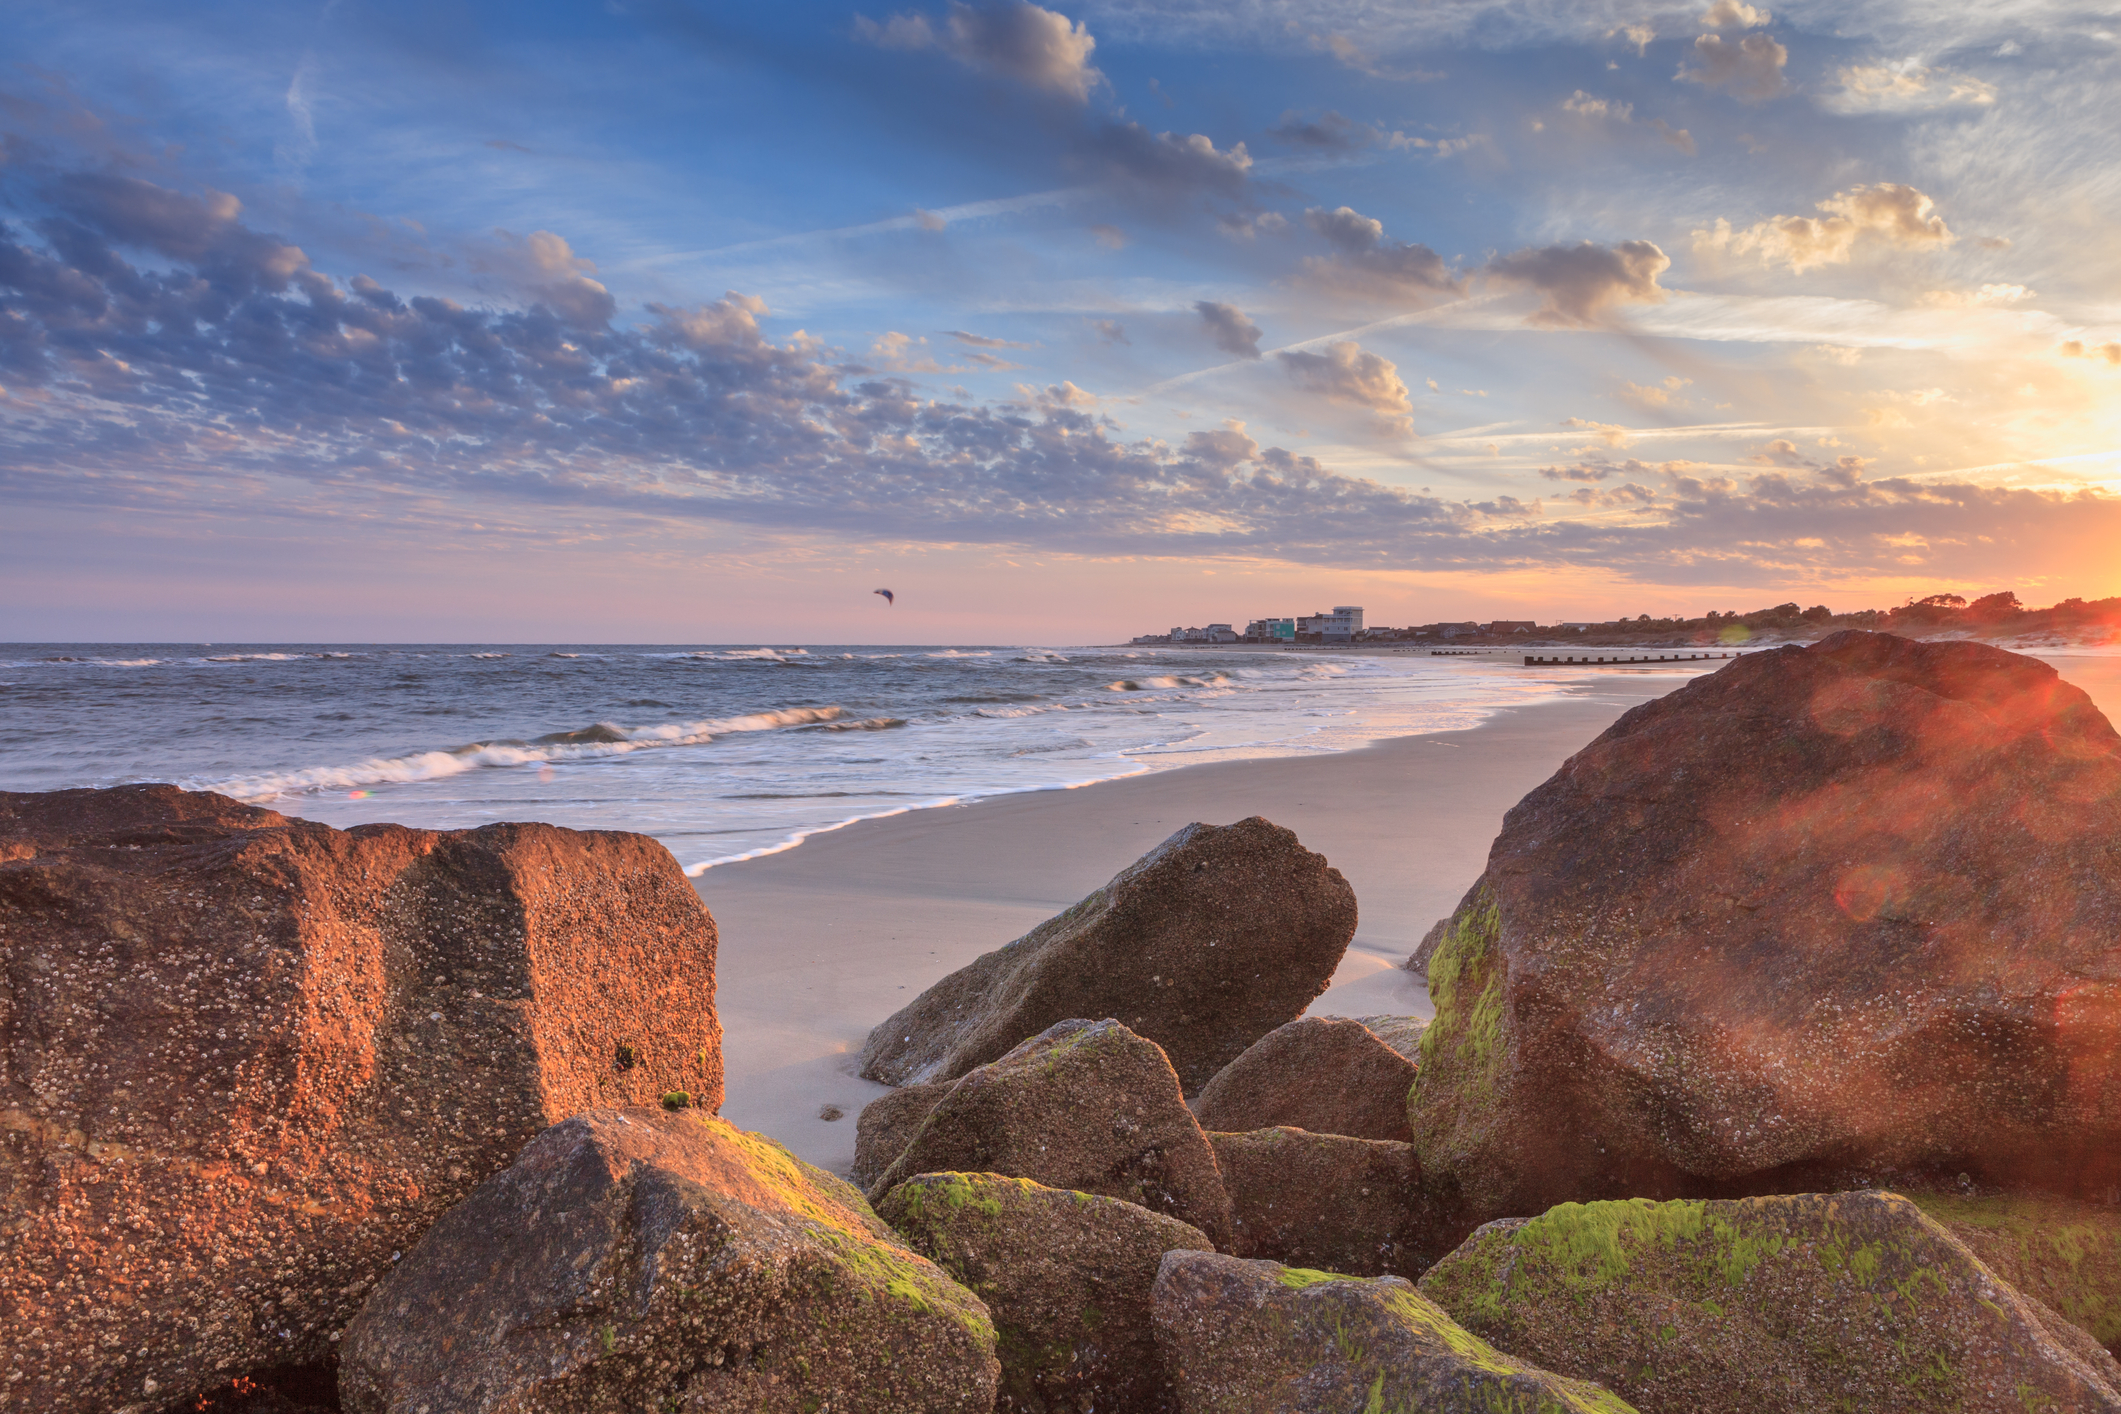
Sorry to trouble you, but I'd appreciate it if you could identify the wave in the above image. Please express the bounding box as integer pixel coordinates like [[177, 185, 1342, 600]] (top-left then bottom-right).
[[1014, 648, 1069, 663], [805, 716, 907, 732], [190, 705, 847, 802], [468, 652, 512, 659], [1103, 673, 1234, 692], [203, 652, 307, 663]]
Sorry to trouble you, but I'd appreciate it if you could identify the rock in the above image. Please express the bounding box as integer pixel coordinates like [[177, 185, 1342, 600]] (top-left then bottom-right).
[[1418, 1190, 2121, 1414], [1410, 633, 2121, 1227], [860, 818, 1355, 1094], [1912, 1191, 2121, 1355], [852, 1079, 953, 1190], [1207, 1127, 1449, 1279], [0, 785, 722, 1414], [339, 1108, 999, 1414], [1193, 1016, 1416, 1142], [1352, 1014, 1427, 1061], [876, 1171, 1214, 1412], [1152, 1250, 1635, 1413], [1405, 913, 1453, 976], [868, 1018, 1235, 1246]]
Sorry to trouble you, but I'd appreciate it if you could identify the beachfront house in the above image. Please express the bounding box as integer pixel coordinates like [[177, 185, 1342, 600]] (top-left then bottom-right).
[[1245, 618, 1297, 642], [1297, 606, 1364, 643]]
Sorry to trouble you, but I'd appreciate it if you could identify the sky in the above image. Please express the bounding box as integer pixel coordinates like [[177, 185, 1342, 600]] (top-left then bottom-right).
[[2, 0, 2119, 643]]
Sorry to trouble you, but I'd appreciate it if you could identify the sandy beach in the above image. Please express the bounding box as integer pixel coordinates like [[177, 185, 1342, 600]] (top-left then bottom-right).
[[700, 651, 2121, 1176]]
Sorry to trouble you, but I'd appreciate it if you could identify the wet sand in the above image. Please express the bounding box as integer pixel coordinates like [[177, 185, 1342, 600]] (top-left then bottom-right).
[[694, 651, 2121, 1176]]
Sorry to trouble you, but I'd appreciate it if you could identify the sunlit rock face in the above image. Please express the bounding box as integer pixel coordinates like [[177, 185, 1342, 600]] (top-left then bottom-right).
[[1412, 632, 2121, 1230]]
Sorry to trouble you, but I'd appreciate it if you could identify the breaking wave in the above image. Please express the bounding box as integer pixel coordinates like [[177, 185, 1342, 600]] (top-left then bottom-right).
[[190, 705, 846, 802]]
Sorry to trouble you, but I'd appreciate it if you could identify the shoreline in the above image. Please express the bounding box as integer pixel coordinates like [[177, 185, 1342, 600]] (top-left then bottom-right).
[[693, 673, 1695, 1175], [697, 649, 2121, 1176]]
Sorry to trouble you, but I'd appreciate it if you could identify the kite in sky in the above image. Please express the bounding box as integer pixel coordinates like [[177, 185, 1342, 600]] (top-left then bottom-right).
[[874, 588, 894, 605]]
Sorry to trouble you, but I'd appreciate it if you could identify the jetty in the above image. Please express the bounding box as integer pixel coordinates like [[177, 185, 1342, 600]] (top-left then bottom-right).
[[1522, 650, 1742, 666]]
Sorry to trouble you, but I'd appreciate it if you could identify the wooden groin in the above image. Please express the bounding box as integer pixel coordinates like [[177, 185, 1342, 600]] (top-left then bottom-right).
[[1522, 651, 1741, 666]]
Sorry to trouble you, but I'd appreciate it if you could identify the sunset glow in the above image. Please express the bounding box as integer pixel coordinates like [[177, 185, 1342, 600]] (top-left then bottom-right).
[[3, 1, 2118, 641]]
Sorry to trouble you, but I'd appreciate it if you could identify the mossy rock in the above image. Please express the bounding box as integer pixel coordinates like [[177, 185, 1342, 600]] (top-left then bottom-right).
[[878, 1171, 1214, 1412], [340, 1107, 999, 1413], [1152, 1250, 1636, 1413], [1418, 1190, 2121, 1414], [1913, 1191, 2121, 1353], [1208, 1127, 1451, 1279], [867, 1018, 1234, 1246]]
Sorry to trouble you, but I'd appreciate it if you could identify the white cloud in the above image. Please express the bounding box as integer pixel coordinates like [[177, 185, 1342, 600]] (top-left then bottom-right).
[[1702, 0, 1770, 27], [1693, 184, 1954, 272], [1825, 59, 1998, 113], [856, 1, 1103, 101], [1277, 340, 1414, 429], [1300, 205, 1464, 304], [1678, 32, 1789, 100], [1559, 90, 1696, 154]]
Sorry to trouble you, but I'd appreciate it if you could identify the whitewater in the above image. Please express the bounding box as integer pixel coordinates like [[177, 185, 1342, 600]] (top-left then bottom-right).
[[0, 643, 1600, 873]]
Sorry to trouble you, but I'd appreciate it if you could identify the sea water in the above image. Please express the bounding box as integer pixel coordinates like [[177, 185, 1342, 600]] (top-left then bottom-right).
[[0, 643, 1592, 873]]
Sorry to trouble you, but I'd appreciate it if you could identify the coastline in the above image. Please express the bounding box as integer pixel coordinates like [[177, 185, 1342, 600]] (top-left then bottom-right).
[[695, 672, 1695, 1175], [699, 649, 2121, 1176]]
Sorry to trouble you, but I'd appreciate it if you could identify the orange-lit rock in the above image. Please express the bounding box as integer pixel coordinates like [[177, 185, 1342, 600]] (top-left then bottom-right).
[[1412, 632, 2121, 1230], [0, 785, 722, 1414]]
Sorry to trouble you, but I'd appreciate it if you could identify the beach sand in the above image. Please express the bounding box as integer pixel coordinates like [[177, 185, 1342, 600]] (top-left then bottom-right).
[[695, 653, 2121, 1176]]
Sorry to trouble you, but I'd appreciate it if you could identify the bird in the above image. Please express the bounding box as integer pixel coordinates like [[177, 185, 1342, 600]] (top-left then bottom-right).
[[874, 588, 895, 605]]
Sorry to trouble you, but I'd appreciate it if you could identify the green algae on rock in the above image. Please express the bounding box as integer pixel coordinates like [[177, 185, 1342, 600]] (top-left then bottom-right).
[[339, 1107, 999, 1413], [1913, 1191, 2121, 1354], [1406, 635, 2121, 1230], [866, 1018, 1234, 1246], [1152, 1249, 1636, 1414], [877, 1171, 1214, 1413], [1417, 1190, 2121, 1414]]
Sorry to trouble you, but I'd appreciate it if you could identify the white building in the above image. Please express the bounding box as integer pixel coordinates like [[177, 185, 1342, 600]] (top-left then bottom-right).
[[1298, 606, 1364, 642]]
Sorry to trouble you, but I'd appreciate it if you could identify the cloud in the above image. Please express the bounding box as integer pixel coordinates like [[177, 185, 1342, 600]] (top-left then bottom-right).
[[9, 166, 2117, 585], [1217, 210, 1288, 240], [1300, 205, 1463, 304], [1483, 240, 1670, 326], [1559, 91, 1695, 154], [2061, 340, 2121, 364], [1268, 110, 1370, 150], [1090, 318, 1129, 345], [1304, 32, 1444, 82], [1078, 122, 1252, 205], [1566, 482, 1659, 509], [1276, 340, 1413, 429], [1825, 60, 1997, 113], [1193, 300, 1263, 358], [1563, 416, 1633, 448], [1678, 32, 1789, 100], [485, 229, 615, 327], [1702, 0, 1769, 27], [855, 1, 1102, 101], [1693, 184, 1953, 273], [1618, 375, 1690, 411], [914, 208, 948, 231], [948, 329, 1035, 348]]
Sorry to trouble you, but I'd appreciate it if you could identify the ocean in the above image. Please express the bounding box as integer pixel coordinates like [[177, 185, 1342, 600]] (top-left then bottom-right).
[[2, 642, 1625, 873]]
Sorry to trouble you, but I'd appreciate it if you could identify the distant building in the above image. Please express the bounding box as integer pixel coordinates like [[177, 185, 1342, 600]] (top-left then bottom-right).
[[1558, 622, 1594, 633], [1489, 620, 1537, 635], [1246, 618, 1296, 642], [1430, 621, 1481, 639], [1298, 606, 1364, 642], [1206, 623, 1239, 643]]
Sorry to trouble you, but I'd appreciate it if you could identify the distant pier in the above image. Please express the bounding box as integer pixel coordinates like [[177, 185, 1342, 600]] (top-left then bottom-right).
[[1521, 651, 1742, 666]]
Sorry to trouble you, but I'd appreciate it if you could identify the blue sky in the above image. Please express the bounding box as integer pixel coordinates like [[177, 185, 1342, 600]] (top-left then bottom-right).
[[3, 0, 2118, 641]]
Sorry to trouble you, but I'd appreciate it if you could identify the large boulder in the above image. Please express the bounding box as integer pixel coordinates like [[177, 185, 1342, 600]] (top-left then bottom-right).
[[1419, 1191, 2121, 1414], [340, 1108, 999, 1413], [1352, 1013, 1427, 1061], [876, 1171, 1215, 1412], [1208, 1127, 1447, 1279], [860, 818, 1355, 1093], [1193, 1016, 1416, 1142], [1152, 1250, 1635, 1413], [868, 1018, 1234, 1246], [1411, 633, 2121, 1227], [852, 1079, 953, 1190], [0, 785, 721, 1414], [1912, 1191, 2121, 1355]]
